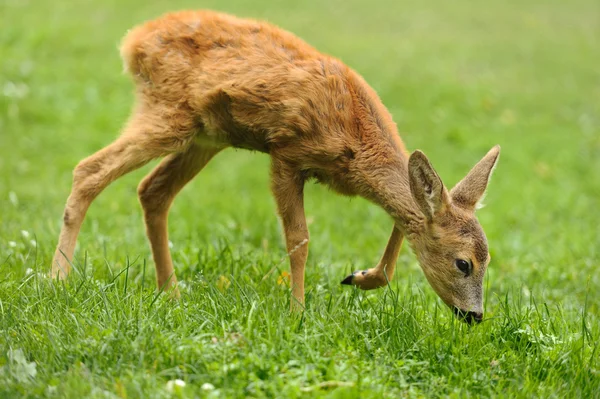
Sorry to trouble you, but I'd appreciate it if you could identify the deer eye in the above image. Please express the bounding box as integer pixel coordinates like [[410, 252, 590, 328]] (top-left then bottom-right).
[[455, 259, 471, 276]]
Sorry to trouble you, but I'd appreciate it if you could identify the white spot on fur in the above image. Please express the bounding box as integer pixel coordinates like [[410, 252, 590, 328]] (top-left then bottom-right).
[[187, 20, 201, 30]]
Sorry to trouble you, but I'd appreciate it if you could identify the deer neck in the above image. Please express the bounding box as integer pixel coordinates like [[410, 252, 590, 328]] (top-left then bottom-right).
[[352, 153, 425, 238], [343, 72, 426, 237]]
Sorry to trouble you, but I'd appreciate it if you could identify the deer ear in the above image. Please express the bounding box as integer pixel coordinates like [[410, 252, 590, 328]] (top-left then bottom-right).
[[450, 145, 500, 211], [408, 150, 450, 221]]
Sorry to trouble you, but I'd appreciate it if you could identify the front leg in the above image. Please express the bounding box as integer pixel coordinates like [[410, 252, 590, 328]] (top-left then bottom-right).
[[271, 160, 309, 311], [341, 225, 404, 289]]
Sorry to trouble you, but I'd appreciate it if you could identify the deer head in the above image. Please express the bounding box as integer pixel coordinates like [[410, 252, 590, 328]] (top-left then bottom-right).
[[407, 146, 500, 323]]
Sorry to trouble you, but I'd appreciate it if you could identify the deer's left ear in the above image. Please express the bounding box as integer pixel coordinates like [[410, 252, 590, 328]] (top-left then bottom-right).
[[450, 145, 500, 211]]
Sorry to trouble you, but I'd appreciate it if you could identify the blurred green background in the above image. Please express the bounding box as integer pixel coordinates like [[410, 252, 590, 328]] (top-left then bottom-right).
[[1, 0, 599, 397]]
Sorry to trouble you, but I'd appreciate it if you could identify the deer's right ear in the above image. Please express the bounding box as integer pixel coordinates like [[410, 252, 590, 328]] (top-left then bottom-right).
[[408, 150, 450, 221]]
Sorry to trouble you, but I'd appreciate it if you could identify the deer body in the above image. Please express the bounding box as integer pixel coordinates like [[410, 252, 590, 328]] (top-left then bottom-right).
[[52, 10, 500, 322]]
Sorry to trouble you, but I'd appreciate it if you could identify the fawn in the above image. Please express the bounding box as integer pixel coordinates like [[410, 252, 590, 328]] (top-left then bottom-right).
[[51, 10, 500, 323]]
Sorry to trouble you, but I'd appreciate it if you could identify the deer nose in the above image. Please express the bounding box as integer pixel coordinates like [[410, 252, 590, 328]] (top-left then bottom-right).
[[468, 311, 483, 324], [453, 308, 483, 324]]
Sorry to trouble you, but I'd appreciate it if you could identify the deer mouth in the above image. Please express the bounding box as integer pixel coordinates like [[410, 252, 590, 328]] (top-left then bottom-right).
[[453, 307, 483, 324]]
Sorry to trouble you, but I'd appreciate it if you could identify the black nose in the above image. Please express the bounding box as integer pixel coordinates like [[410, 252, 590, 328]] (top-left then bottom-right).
[[453, 308, 483, 324]]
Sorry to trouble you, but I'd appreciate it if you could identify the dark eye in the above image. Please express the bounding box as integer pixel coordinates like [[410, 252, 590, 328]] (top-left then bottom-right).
[[455, 259, 471, 275]]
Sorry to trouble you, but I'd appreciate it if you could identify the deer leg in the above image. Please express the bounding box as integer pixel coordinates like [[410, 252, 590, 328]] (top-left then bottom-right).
[[138, 144, 221, 296], [341, 225, 404, 289], [271, 160, 309, 311], [51, 111, 194, 278]]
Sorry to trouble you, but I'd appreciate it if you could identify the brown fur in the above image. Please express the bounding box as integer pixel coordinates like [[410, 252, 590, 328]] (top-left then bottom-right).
[[51, 10, 500, 318]]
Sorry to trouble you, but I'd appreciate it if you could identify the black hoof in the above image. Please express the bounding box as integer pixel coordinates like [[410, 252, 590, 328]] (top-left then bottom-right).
[[340, 273, 355, 285]]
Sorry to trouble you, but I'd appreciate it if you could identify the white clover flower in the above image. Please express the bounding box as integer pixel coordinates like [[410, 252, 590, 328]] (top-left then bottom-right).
[[201, 383, 215, 391], [166, 379, 186, 392]]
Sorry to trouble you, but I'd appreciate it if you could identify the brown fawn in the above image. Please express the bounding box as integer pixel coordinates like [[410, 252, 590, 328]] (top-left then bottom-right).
[[51, 10, 500, 323]]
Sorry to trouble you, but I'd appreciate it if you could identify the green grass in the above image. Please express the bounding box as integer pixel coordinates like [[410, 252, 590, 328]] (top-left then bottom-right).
[[1, 0, 599, 397]]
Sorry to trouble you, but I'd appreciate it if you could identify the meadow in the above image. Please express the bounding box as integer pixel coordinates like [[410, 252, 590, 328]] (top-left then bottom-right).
[[1, 0, 599, 397]]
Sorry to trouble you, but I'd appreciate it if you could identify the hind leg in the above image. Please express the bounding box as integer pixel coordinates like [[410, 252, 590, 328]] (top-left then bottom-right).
[[138, 144, 222, 295], [51, 111, 194, 278]]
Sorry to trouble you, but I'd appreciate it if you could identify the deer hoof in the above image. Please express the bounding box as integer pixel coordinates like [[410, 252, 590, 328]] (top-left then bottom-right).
[[341, 273, 355, 285], [342, 269, 388, 290], [341, 270, 367, 286]]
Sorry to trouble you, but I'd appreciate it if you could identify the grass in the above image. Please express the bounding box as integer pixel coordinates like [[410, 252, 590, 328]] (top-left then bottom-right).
[[1, 0, 599, 397]]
